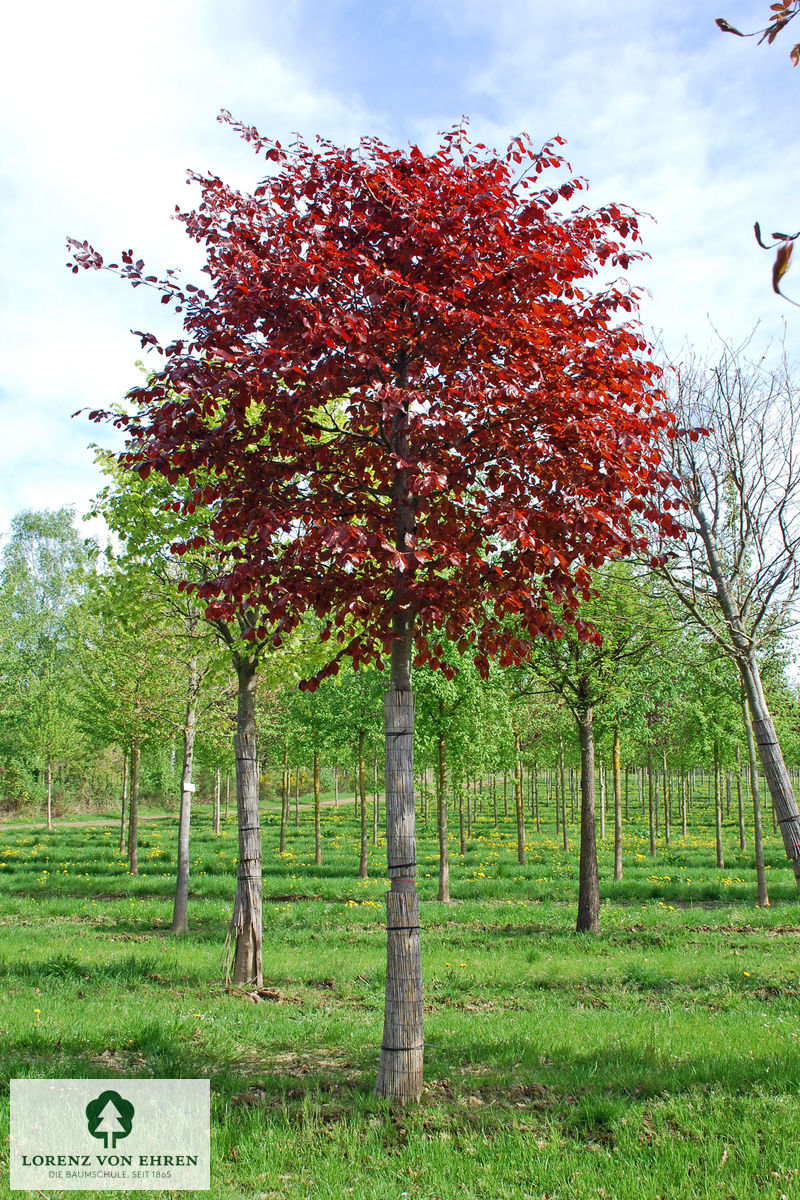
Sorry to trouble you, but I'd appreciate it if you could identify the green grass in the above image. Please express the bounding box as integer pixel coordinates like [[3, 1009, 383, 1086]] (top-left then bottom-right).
[[2, 788, 800, 1198]]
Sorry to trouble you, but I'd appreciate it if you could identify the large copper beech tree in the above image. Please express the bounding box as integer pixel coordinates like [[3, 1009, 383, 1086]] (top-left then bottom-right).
[[71, 114, 679, 1102]]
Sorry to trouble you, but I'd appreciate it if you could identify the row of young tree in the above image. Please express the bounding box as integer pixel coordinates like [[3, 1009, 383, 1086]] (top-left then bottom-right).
[[4, 496, 798, 829]]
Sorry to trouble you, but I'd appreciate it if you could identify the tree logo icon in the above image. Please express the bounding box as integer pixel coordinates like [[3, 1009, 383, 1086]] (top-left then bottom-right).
[[85, 1090, 135, 1149]]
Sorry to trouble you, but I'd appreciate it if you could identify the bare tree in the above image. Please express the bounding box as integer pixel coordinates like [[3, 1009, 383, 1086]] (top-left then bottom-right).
[[658, 334, 800, 896]]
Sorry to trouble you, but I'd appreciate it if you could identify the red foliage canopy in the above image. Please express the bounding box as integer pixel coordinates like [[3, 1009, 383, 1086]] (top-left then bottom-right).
[[70, 114, 679, 686]]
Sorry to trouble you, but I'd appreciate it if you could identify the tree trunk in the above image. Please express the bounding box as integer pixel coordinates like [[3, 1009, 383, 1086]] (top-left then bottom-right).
[[119, 751, 128, 855], [128, 738, 140, 876], [533, 760, 540, 833], [334, 764, 339, 808], [736, 745, 746, 851], [229, 656, 262, 989], [682, 774, 688, 838], [514, 734, 525, 865], [741, 655, 800, 895], [555, 758, 560, 835], [373, 753, 380, 847], [742, 692, 769, 907], [279, 744, 288, 855], [714, 739, 724, 869], [613, 726, 623, 882], [171, 652, 198, 935], [213, 766, 221, 835], [46, 759, 53, 831], [437, 720, 450, 902], [662, 751, 670, 846], [576, 682, 599, 935], [559, 741, 568, 852], [358, 730, 368, 879], [599, 759, 606, 841], [313, 749, 321, 866], [647, 748, 655, 857], [295, 762, 300, 828], [458, 788, 465, 855], [375, 608, 423, 1103], [224, 771, 229, 820]]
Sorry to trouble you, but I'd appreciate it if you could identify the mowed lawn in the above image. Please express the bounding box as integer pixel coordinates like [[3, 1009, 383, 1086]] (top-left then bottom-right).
[[2, 794, 800, 1200]]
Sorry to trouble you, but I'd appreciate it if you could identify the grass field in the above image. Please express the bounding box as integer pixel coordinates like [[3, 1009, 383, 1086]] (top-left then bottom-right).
[[2, 788, 800, 1199]]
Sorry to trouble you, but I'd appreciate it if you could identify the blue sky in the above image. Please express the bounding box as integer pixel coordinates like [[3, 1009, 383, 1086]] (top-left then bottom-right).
[[0, 0, 797, 540]]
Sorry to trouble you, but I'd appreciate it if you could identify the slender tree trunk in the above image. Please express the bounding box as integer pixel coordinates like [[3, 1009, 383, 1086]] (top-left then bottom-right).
[[560, 741, 568, 852], [682, 774, 688, 838], [576, 683, 600, 935], [172, 652, 198, 935], [358, 731, 368, 879], [373, 752, 379, 847], [224, 772, 229, 821], [375, 606, 423, 1103], [736, 745, 746, 851], [279, 744, 288, 855], [295, 762, 300, 827], [514, 734, 525, 865], [555, 758, 560, 835], [742, 692, 769, 907], [662, 751, 670, 846], [229, 656, 262, 989], [213, 766, 221, 835], [458, 788, 465, 855], [492, 771, 498, 828], [613, 726, 623, 882], [740, 655, 800, 894], [128, 738, 140, 877], [647, 748, 655, 857], [503, 770, 508, 818], [334, 764, 339, 807], [119, 751, 128, 855], [599, 759, 606, 841], [534, 759, 540, 834], [313, 749, 321, 866], [437, 719, 450, 902], [46, 759, 53, 831], [714, 739, 724, 869]]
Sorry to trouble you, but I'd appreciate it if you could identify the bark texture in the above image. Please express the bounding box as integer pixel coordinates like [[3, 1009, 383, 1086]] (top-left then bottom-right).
[[128, 739, 140, 876], [171, 652, 198, 935], [514, 734, 525, 865], [743, 693, 769, 907], [437, 721, 450, 902], [229, 656, 263, 988], [576, 684, 600, 934], [375, 613, 423, 1103], [613, 726, 623, 882], [358, 731, 368, 879], [119, 752, 128, 855], [741, 657, 800, 894], [313, 749, 321, 866]]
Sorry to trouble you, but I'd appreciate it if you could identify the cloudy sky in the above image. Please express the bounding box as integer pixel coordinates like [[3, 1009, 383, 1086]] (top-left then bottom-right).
[[0, 0, 796, 541]]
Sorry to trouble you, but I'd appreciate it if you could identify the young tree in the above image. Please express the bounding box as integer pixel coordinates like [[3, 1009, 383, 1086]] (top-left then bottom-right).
[[521, 566, 673, 932], [659, 339, 800, 895], [71, 116, 677, 1101]]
